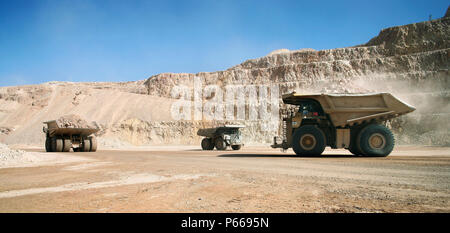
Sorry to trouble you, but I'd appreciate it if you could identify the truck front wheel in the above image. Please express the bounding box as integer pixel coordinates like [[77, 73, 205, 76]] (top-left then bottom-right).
[[357, 124, 394, 157], [292, 125, 326, 156], [231, 145, 241, 150], [215, 137, 227, 150]]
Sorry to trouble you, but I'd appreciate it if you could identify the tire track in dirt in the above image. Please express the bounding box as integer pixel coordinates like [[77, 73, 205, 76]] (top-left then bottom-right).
[[0, 173, 212, 199]]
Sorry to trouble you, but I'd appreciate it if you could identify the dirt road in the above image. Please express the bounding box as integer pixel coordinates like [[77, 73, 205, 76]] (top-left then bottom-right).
[[0, 146, 449, 212]]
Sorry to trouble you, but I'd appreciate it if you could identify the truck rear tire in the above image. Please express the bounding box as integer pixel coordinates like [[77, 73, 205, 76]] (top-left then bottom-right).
[[292, 125, 326, 156], [63, 139, 71, 152], [81, 139, 91, 152], [348, 144, 362, 156], [89, 136, 97, 152], [231, 145, 241, 150], [357, 124, 394, 157], [201, 138, 214, 150], [51, 137, 63, 152], [45, 137, 52, 152], [215, 137, 227, 150]]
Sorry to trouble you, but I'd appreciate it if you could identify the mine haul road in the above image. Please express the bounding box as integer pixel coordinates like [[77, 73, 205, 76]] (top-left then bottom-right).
[[0, 145, 449, 212]]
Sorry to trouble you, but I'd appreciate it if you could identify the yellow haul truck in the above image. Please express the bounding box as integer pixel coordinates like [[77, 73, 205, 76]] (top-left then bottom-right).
[[271, 92, 415, 157], [43, 120, 99, 152]]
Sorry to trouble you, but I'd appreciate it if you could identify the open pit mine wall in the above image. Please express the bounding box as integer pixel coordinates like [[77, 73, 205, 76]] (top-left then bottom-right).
[[143, 16, 450, 146]]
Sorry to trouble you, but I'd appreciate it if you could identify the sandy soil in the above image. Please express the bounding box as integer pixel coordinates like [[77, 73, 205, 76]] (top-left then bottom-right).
[[0, 145, 449, 213]]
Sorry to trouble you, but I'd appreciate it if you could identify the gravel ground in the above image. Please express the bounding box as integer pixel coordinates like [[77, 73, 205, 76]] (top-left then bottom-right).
[[0, 143, 26, 162], [0, 145, 449, 213]]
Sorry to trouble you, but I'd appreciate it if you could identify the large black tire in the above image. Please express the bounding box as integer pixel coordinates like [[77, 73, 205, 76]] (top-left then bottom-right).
[[292, 125, 326, 156], [81, 139, 91, 152], [51, 137, 63, 152], [63, 139, 71, 152], [89, 136, 97, 152], [45, 137, 52, 152], [201, 138, 214, 150], [231, 145, 241, 150], [215, 137, 227, 150], [357, 124, 394, 157], [348, 127, 363, 156]]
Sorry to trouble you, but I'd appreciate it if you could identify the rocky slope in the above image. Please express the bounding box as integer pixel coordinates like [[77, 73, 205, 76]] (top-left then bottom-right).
[[0, 11, 449, 147]]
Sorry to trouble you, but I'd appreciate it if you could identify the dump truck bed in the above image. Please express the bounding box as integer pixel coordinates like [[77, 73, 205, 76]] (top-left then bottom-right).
[[282, 92, 415, 127], [44, 120, 99, 137], [197, 125, 245, 138]]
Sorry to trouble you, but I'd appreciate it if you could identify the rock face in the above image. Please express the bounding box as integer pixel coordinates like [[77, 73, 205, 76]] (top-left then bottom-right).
[[146, 17, 449, 98], [0, 10, 449, 147]]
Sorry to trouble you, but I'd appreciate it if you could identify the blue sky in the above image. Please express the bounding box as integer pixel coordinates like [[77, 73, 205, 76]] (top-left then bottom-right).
[[0, 0, 448, 86]]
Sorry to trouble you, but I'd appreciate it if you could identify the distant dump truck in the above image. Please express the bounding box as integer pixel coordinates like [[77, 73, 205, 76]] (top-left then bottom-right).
[[43, 120, 99, 152], [271, 92, 415, 157], [197, 125, 245, 150]]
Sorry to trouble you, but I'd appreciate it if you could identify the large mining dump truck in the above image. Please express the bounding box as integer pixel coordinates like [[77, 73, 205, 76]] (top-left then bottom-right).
[[197, 125, 245, 150], [43, 120, 99, 152], [271, 92, 415, 157]]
